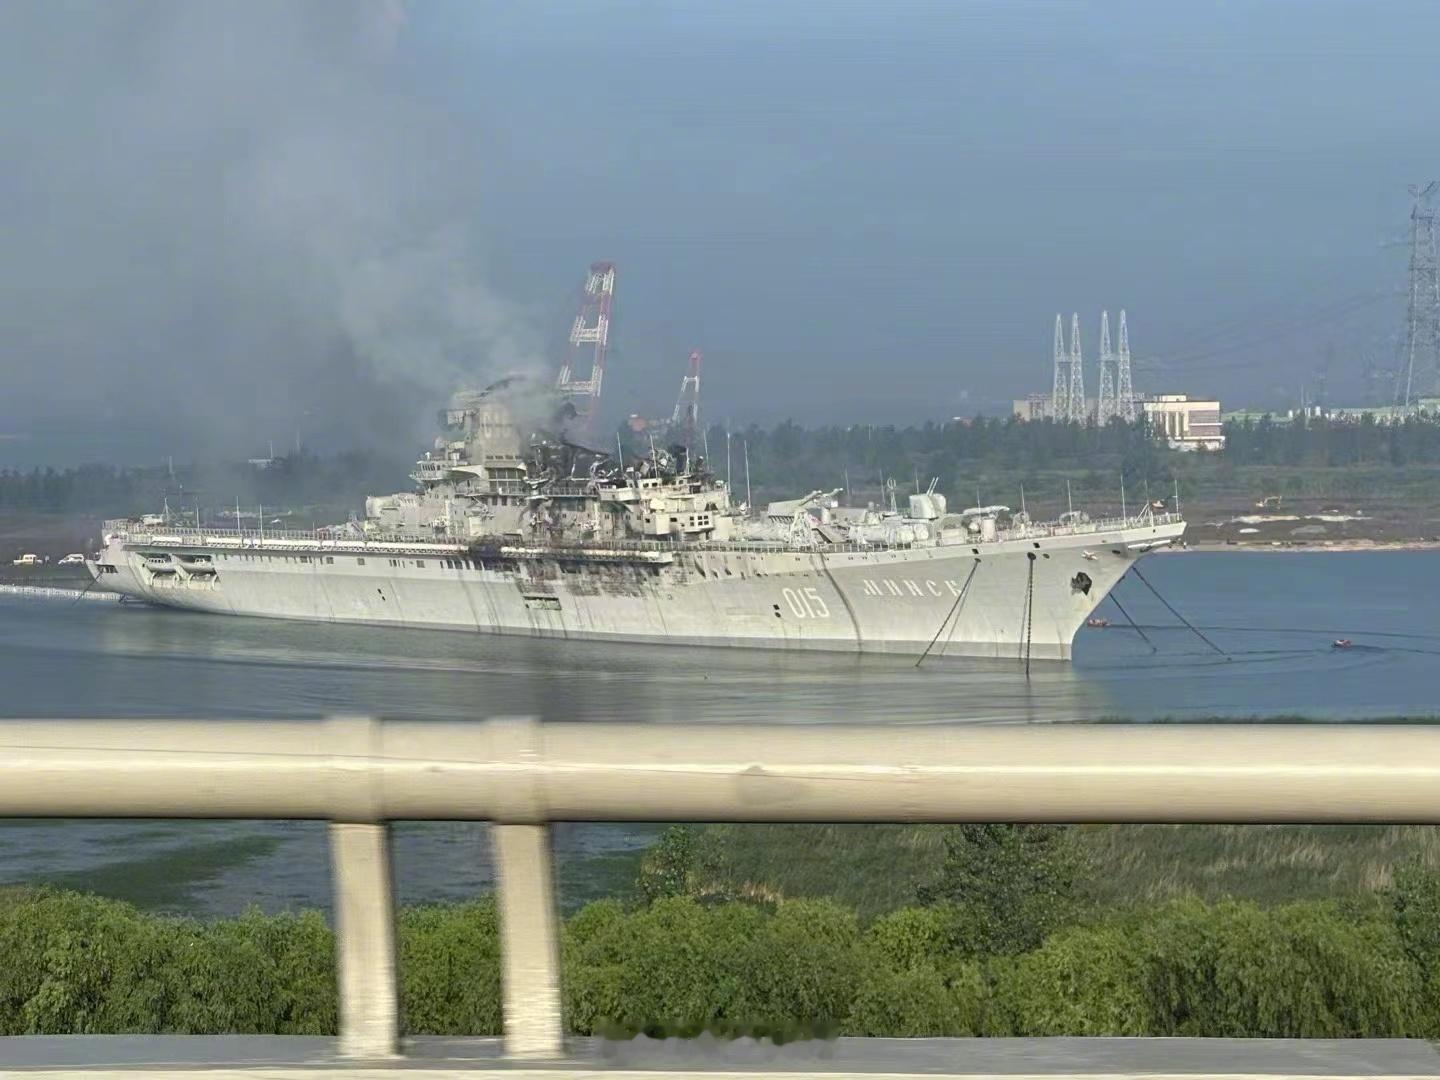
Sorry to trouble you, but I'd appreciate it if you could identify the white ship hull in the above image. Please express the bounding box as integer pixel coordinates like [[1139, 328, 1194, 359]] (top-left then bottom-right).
[[90, 517, 1184, 660]]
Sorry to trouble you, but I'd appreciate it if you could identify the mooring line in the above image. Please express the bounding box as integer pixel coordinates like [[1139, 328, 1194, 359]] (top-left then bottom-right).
[[915, 559, 980, 668], [70, 574, 101, 605], [1107, 589, 1158, 654], [1129, 563, 1228, 658], [1023, 551, 1036, 677]]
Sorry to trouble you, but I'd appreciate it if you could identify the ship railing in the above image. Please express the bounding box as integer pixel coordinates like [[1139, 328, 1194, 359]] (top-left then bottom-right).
[[100, 512, 1182, 559], [0, 718, 1434, 1074], [999, 510, 1182, 543]]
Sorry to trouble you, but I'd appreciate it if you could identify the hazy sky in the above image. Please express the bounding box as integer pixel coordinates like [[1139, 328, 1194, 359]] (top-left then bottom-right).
[[2, 0, 1436, 465]]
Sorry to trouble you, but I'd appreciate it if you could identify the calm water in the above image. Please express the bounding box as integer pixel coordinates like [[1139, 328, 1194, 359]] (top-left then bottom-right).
[[2, 549, 1437, 915]]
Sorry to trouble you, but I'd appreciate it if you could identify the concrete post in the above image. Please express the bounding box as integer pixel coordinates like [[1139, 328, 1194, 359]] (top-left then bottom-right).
[[329, 823, 399, 1059], [493, 823, 564, 1059]]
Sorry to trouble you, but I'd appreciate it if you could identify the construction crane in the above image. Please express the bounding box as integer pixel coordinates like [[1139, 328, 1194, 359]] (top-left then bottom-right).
[[554, 261, 616, 432], [670, 349, 702, 451]]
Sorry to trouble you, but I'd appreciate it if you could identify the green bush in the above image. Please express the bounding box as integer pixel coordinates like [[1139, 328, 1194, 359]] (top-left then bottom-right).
[[865, 905, 956, 971], [1140, 899, 1421, 1038], [398, 901, 502, 1035], [989, 922, 1155, 1035], [2, 884, 1437, 1039], [916, 824, 1088, 957], [845, 962, 986, 1036], [1392, 860, 1440, 1032], [0, 888, 334, 1035], [564, 897, 863, 1039], [169, 909, 335, 1034], [988, 898, 1424, 1037]]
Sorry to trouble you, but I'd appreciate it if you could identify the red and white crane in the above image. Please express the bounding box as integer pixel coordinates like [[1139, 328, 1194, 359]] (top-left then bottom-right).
[[670, 349, 702, 449], [554, 261, 616, 431]]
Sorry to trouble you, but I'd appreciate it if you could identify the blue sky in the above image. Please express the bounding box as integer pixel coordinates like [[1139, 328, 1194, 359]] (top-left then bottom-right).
[[410, 0, 1429, 417]]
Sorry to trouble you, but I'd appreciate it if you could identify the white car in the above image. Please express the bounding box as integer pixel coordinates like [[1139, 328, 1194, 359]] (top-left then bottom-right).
[[11, 553, 41, 566], [57, 553, 86, 566]]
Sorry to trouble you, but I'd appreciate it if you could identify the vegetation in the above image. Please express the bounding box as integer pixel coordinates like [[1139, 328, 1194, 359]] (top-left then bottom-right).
[[1224, 413, 1440, 468], [8, 411, 1440, 520], [914, 825, 1087, 957], [671, 823, 1440, 919], [0, 452, 408, 519], [700, 416, 1440, 544], [9, 858, 1440, 1038], [715, 412, 1440, 498]]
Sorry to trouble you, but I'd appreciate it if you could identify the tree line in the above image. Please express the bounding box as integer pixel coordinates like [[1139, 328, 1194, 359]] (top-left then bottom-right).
[[5, 412, 1440, 516], [1223, 413, 1440, 467], [7, 825, 1440, 1039], [0, 452, 408, 516], [709, 412, 1440, 505]]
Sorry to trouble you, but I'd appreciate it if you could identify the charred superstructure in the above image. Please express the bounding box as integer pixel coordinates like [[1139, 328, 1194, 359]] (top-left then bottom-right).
[[363, 379, 737, 550], [91, 381, 1184, 659]]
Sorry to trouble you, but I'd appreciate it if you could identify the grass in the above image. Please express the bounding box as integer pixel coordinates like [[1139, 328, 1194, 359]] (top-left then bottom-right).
[[679, 718, 1440, 917], [688, 822, 1440, 919], [1078, 823, 1440, 907], [9, 819, 1439, 922]]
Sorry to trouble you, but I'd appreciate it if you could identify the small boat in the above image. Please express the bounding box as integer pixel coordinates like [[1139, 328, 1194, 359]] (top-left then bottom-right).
[[1086, 617, 1110, 629], [1333, 639, 1352, 649]]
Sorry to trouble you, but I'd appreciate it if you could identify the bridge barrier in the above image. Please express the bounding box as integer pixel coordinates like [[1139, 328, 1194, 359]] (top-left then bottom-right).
[[3, 718, 1440, 1067]]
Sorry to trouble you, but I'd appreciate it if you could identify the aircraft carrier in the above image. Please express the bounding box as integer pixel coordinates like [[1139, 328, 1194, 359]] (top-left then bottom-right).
[[89, 379, 1184, 660]]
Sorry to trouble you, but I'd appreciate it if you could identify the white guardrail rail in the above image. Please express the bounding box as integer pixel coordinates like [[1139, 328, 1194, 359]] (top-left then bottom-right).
[[3, 718, 1440, 1079]]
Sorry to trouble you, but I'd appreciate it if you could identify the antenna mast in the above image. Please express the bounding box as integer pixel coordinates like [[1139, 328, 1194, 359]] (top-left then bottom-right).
[[1067, 312, 1087, 423], [1096, 310, 1115, 425], [1401, 182, 1440, 408], [555, 260, 617, 431]]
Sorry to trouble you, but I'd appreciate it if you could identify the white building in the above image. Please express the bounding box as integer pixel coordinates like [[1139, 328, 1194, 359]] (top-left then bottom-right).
[[1143, 394, 1224, 451], [1012, 395, 1052, 422]]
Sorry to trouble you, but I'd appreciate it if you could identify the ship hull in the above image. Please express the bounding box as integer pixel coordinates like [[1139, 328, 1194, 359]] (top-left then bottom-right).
[[89, 520, 1184, 660]]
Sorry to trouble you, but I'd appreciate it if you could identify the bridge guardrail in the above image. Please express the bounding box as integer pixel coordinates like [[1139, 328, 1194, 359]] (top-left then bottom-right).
[[3, 717, 1435, 1062]]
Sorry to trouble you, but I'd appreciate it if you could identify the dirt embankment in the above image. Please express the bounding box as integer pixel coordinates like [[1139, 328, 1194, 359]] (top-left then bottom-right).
[[0, 512, 99, 587], [1167, 488, 1440, 553]]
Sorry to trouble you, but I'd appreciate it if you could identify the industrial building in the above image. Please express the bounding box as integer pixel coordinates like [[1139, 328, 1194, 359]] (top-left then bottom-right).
[[1011, 312, 1227, 451], [1143, 394, 1225, 451]]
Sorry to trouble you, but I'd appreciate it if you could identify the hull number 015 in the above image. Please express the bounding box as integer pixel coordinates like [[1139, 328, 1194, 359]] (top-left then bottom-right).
[[781, 586, 830, 618]]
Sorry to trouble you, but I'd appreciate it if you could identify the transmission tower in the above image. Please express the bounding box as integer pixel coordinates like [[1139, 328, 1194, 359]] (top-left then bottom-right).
[[1067, 312, 1087, 422], [1314, 343, 1334, 411], [670, 349, 702, 451], [555, 260, 617, 431], [1401, 182, 1440, 408], [1116, 309, 1138, 422], [1096, 310, 1116, 425], [1051, 314, 1068, 420]]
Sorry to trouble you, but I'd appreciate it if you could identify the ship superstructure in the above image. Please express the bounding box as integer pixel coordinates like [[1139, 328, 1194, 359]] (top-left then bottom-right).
[[90, 381, 1184, 659]]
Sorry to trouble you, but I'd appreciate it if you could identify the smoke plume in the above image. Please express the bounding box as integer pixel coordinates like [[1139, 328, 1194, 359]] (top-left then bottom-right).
[[0, 0, 543, 464]]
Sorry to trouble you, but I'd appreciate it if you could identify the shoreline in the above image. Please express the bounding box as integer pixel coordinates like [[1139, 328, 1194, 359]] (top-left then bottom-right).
[[0, 583, 116, 601]]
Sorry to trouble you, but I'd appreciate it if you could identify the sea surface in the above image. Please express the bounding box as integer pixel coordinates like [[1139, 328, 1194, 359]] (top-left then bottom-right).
[[1, 549, 1437, 917]]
